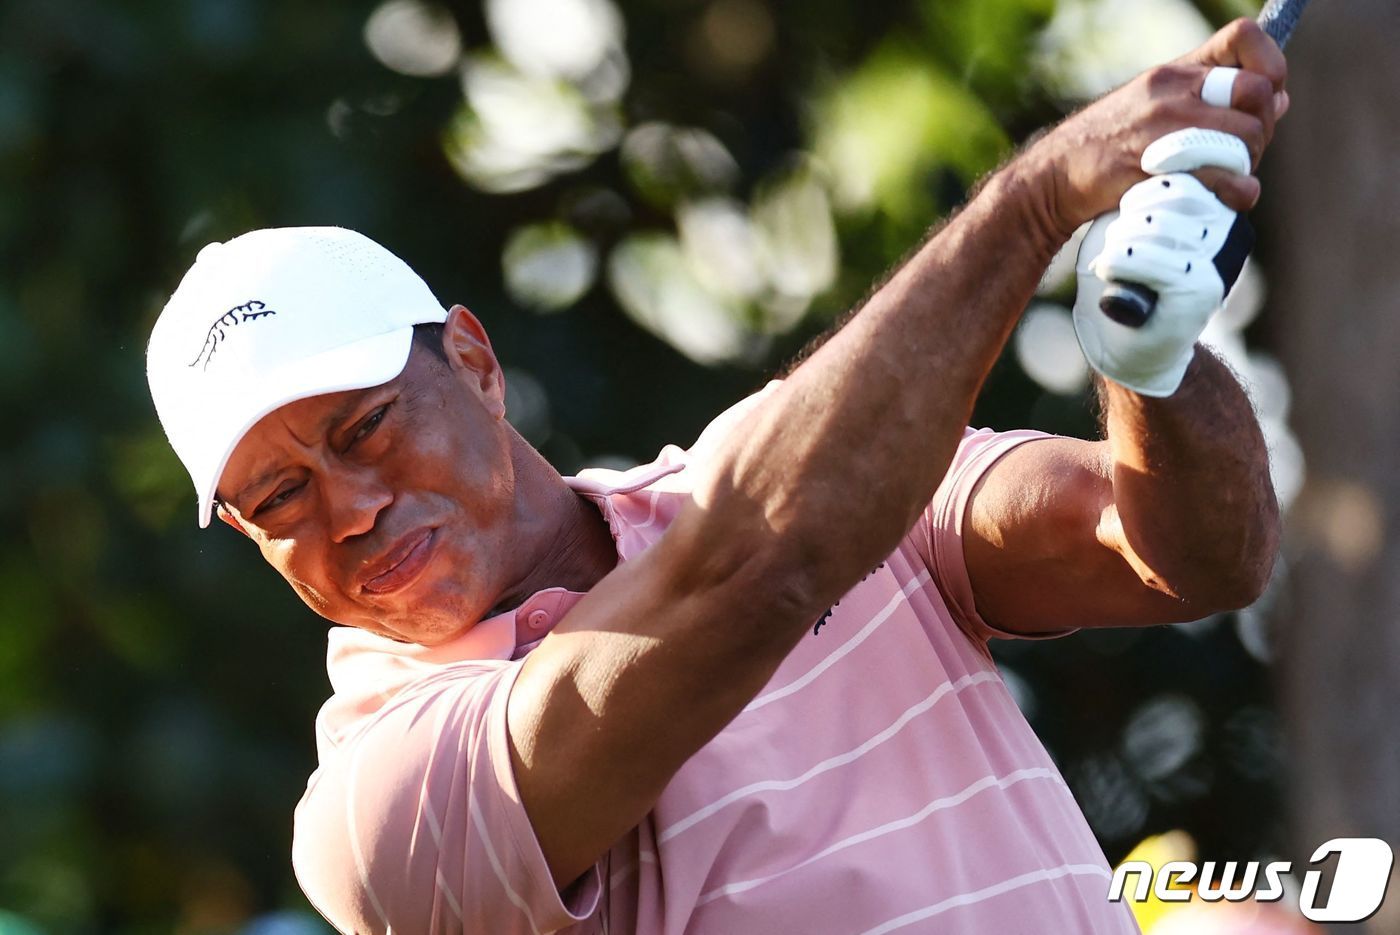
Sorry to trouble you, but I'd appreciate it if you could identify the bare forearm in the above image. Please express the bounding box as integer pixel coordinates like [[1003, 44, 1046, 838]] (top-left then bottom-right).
[[688, 163, 1062, 615], [672, 36, 1286, 629], [1100, 346, 1280, 608]]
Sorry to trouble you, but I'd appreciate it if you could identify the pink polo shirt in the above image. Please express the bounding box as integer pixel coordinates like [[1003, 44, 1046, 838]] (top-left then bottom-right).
[[292, 384, 1142, 935]]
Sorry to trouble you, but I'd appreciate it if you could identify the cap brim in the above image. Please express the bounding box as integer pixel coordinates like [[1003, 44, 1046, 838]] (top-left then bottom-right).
[[194, 326, 416, 527]]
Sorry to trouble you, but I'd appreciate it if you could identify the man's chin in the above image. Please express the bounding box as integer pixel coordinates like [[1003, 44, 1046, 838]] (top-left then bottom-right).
[[362, 592, 491, 646], [345, 616, 463, 647], [404, 620, 472, 647]]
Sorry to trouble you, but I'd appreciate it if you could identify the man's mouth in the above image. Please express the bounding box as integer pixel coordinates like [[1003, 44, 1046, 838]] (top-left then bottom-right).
[[359, 527, 437, 595]]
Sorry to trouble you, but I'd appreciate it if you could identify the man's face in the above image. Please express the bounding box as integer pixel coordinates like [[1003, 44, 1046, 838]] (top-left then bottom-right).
[[216, 318, 519, 645]]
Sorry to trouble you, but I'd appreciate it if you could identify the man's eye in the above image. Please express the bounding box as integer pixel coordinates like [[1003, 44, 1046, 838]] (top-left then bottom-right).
[[351, 404, 390, 446], [255, 482, 304, 516]]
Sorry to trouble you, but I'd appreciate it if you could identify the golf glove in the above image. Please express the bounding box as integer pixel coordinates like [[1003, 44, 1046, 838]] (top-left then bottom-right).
[[1073, 130, 1253, 397]]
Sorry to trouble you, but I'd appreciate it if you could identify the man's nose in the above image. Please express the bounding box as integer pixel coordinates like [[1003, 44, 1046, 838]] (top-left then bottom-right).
[[324, 464, 393, 543]]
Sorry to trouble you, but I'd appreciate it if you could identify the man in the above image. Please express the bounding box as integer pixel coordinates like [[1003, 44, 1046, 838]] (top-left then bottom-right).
[[146, 19, 1285, 934]]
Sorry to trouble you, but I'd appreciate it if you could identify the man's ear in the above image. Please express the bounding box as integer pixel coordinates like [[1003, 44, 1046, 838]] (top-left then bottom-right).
[[215, 502, 251, 537], [442, 304, 506, 420]]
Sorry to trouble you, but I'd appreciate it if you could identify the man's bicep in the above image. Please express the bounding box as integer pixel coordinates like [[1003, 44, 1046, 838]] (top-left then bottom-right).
[[916, 427, 1075, 642], [962, 436, 1196, 634], [293, 666, 601, 935]]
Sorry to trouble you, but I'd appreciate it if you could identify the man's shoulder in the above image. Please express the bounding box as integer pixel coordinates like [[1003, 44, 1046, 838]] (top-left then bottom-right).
[[315, 624, 518, 756], [562, 381, 784, 552]]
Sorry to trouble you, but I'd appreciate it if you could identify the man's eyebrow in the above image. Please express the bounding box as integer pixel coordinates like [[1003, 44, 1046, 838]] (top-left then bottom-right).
[[316, 387, 379, 440], [221, 388, 382, 510], [224, 453, 310, 512], [224, 469, 282, 514]]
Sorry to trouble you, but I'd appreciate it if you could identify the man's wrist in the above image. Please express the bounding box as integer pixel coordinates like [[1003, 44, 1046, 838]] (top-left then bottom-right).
[[979, 149, 1076, 264], [1098, 344, 1203, 402]]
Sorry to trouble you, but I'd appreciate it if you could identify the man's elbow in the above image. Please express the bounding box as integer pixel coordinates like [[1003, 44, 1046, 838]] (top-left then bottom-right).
[[1202, 549, 1276, 612], [1182, 502, 1282, 613]]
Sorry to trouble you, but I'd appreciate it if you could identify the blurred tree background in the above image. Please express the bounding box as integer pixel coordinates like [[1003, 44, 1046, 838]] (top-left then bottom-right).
[[0, 0, 1389, 932]]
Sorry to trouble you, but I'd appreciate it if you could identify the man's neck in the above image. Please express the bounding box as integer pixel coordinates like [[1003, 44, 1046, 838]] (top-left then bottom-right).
[[489, 441, 619, 618]]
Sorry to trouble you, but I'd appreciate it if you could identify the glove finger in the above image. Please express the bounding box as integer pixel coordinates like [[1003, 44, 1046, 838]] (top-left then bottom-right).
[[1141, 128, 1251, 176], [1093, 239, 1204, 291], [1118, 173, 1219, 215], [1111, 174, 1237, 257], [1105, 210, 1230, 257], [1074, 211, 1117, 276]]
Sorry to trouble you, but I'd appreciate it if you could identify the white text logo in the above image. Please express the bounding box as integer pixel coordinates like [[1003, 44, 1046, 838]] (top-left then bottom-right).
[[1108, 837, 1394, 923]]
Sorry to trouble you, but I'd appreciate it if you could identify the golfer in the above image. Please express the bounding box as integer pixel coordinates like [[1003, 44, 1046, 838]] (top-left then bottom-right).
[[147, 19, 1285, 935]]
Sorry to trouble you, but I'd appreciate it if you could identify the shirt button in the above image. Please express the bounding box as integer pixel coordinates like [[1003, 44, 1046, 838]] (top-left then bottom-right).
[[526, 609, 550, 630]]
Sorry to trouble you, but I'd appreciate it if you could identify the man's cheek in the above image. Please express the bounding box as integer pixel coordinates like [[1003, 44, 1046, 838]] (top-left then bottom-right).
[[291, 578, 335, 616], [266, 542, 338, 616], [259, 533, 301, 568]]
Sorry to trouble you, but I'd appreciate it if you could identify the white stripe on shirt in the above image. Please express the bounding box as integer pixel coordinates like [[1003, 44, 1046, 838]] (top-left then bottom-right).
[[468, 783, 546, 935], [858, 863, 1115, 935], [694, 766, 1065, 906], [633, 487, 663, 529], [421, 794, 465, 923], [608, 849, 657, 893], [663, 670, 1001, 843], [743, 570, 932, 714], [346, 739, 396, 934]]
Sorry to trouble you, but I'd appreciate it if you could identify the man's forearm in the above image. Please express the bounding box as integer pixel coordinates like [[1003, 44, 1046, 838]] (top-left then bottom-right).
[[676, 34, 1284, 629], [690, 161, 1064, 613], [1100, 346, 1280, 608]]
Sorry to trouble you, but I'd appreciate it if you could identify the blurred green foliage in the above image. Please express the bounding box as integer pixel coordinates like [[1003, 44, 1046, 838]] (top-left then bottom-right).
[[0, 0, 1288, 932]]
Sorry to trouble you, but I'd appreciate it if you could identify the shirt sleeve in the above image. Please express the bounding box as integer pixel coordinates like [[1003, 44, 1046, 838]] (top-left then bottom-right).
[[914, 426, 1079, 644], [292, 661, 601, 935]]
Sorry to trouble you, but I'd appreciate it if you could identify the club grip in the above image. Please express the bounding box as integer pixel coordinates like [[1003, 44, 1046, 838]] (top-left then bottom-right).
[[1099, 282, 1159, 327], [1099, 213, 1256, 328]]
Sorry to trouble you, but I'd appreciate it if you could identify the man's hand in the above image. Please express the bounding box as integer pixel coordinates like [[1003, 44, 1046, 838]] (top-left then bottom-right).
[[1072, 170, 1243, 396], [1021, 18, 1288, 243]]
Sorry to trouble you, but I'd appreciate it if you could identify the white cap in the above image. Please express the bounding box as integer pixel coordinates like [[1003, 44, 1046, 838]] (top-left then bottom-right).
[[147, 226, 449, 527]]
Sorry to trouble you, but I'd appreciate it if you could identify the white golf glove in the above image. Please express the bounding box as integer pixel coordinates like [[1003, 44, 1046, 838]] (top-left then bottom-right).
[[1073, 129, 1252, 397]]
